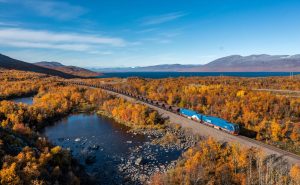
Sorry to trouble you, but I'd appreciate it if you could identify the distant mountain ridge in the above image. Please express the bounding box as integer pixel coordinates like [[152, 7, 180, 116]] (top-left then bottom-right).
[[35, 61, 101, 77], [92, 64, 200, 72], [0, 54, 78, 78], [1, 53, 300, 75], [35, 61, 64, 67], [199, 54, 300, 72], [93, 54, 300, 72], [0, 54, 101, 78]]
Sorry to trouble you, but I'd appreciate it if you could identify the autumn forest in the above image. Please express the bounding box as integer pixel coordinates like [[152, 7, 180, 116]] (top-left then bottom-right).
[[0, 69, 299, 185]]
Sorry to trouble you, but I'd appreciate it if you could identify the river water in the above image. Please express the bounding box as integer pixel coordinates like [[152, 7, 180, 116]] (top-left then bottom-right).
[[42, 114, 182, 184], [12, 96, 34, 105]]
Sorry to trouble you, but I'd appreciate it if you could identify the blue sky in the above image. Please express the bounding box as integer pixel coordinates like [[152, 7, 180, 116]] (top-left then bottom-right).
[[0, 0, 300, 67]]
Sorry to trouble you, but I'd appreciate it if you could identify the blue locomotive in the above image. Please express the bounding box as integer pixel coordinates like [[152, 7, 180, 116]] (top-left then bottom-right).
[[179, 108, 240, 135]]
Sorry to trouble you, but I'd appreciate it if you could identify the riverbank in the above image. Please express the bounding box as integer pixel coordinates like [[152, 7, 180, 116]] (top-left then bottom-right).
[[42, 108, 201, 185], [120, 126, 202, 183], [96, 110, 201, 184]]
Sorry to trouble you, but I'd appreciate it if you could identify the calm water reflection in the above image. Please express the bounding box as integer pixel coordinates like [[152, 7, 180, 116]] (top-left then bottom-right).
[[43, 114, 146, 155], [42, 114, 182, 184], [12, 96, 34, 105]]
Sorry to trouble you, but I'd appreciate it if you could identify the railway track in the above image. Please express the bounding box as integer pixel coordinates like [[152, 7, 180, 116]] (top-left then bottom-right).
[[67, 81, 300, 165]]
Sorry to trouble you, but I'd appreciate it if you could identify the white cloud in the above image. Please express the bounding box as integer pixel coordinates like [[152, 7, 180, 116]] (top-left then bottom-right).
[[128, 41, 142, 46], [88, 51, 113, 55], [3, 41, 91, 51], [27, 1, 86, 20], [0, 28, 127, 51], [0, 21, 19, 27], [136, 28, 158, 34], [142, 38, 172, 44], [0, 0, 86, 20], [159, 30, 181, 38], [141, 12, 186, 26]]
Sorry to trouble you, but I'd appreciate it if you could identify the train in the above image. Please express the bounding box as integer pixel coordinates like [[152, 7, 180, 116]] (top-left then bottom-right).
[[65, 81, 240, 135], [179, 108, 240, 135]]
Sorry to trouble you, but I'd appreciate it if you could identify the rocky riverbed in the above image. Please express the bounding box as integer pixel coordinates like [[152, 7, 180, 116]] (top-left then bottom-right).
[[42, 114, 201, 184], [119, 125, 202, 184]]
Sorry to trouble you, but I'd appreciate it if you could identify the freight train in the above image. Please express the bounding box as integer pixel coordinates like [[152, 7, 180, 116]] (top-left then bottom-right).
[[65, 82, 240, 135], [179, 108, 240, 135]]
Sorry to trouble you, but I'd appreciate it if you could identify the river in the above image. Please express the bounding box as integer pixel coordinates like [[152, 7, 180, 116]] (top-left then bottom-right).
[[12, 96, 34, 105], [42, 114, 183, 184]]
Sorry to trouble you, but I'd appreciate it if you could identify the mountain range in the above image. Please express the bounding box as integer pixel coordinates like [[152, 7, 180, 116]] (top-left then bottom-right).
[[0, 54, 100, 78], [35, 61, 101, 77], [1, 54, 300, 77], [93, 54, 300, 72]]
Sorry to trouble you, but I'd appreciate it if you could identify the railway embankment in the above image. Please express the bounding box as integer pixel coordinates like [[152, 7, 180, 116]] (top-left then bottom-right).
[[67, 82, 300, 166]]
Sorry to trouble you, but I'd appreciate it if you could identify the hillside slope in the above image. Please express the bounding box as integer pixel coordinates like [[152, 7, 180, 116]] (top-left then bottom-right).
[[197, 54, 300, 72], [35, 61, 101, 77], [0, 54, 79, 78]]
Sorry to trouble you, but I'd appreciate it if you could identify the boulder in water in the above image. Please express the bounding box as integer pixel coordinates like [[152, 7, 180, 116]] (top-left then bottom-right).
[[85, 155, 96, 164], [135, 157, 143, 165], [91, 145, 100, 150], [74, 138, 81, 142]]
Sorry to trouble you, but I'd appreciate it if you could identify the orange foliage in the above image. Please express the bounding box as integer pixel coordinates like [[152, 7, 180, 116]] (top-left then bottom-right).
[[95, 76, 300, 153], [151, 138, 294, 185]]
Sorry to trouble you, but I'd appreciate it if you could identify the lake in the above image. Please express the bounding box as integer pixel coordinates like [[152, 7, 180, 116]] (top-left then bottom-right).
[[42, 114, 182, 184], [12, 96, 34, 105], [98, 72, 300, 79]]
